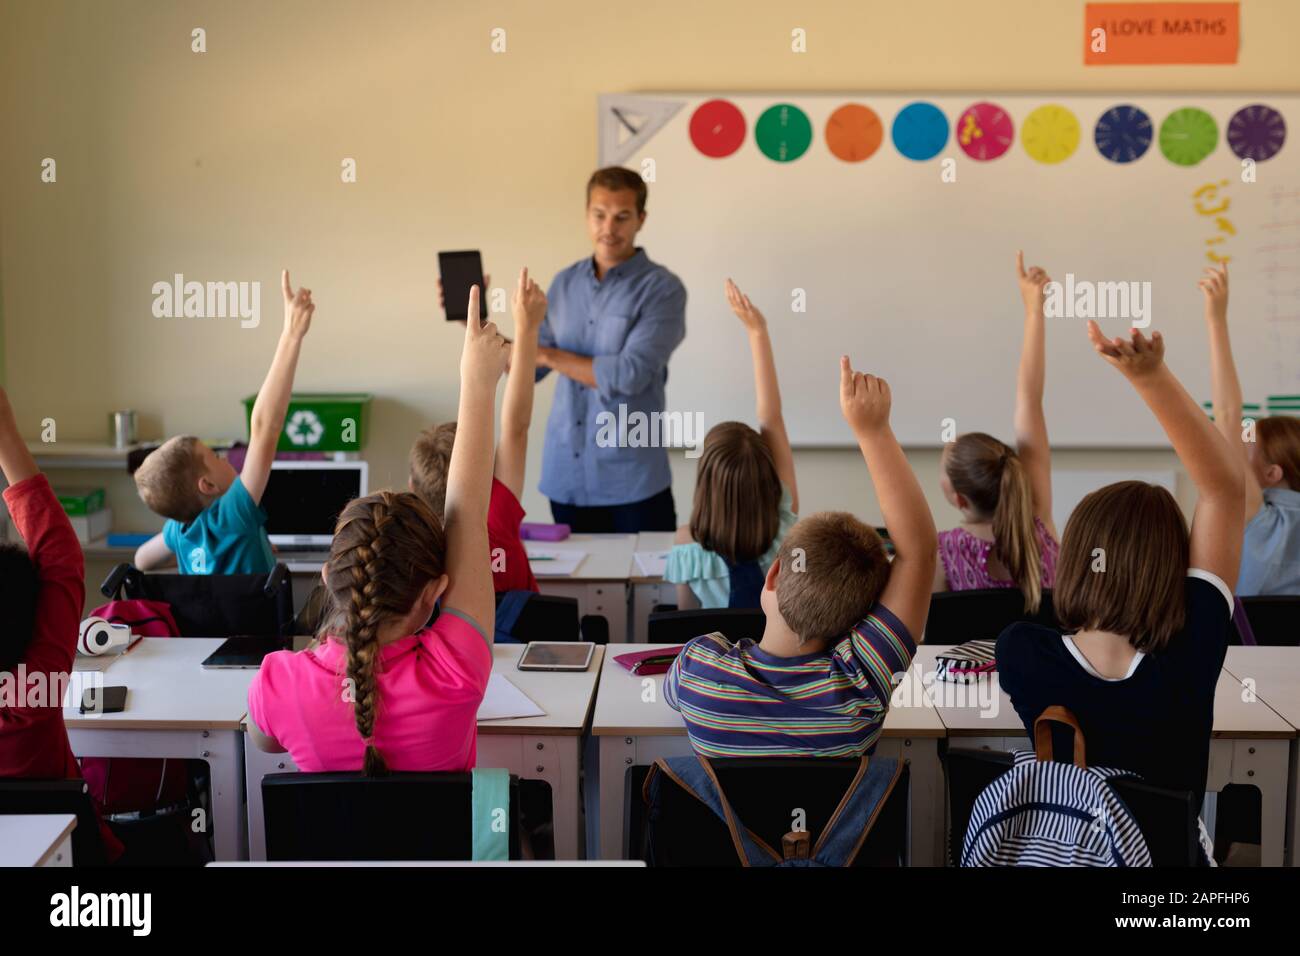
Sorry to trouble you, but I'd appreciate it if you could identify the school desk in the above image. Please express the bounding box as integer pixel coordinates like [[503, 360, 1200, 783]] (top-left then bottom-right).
[[61, 638, 251, 861], [629, 531, 676, 643], [242, 644, 605, 861], [0, 814, 77, 867], [1223, 646, 1300, 867], [531, 532, 637, 643], [586, 642, 947, 863], [912, 645, 1296, 867]]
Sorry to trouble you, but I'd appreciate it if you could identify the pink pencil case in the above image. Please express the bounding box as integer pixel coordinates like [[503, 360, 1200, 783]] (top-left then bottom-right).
[[520, 522, 571, 541], [614, 646, 685, 676]]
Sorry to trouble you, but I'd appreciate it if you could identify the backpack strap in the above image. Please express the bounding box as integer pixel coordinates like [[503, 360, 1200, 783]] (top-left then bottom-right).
[[1035, 705, 1087, 768], [809, 756, 903, 867], [1232, 597, 1258, 646], [643, 756, 781, 866]]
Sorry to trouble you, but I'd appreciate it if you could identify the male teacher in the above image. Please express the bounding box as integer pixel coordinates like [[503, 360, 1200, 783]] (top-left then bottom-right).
[[533, 167, 687, 532]]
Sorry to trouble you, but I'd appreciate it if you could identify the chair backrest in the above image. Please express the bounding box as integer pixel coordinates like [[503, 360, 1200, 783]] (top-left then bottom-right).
[[627, 758, 909, 866], [1236, 596, 1300, 646], [261, 771, 525, 861], [0, 779, 108, 866], [944, 747, 1200, 867], [924, 588, 1057, 645], [646, 608, 766, 646], [100, 563, 294, 638]]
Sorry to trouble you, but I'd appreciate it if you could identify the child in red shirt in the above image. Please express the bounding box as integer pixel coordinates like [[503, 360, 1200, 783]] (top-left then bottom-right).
[[0, 387, 124, 861], [412, 268, 548, 593]]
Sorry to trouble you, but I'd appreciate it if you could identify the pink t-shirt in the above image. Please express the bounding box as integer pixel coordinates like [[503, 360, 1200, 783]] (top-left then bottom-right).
[[938, 516, 1059, 592], [247, 608, 492, 773]]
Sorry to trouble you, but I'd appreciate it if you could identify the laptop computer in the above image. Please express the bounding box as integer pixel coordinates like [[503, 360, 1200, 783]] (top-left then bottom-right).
[[262, 460, 369, 559]]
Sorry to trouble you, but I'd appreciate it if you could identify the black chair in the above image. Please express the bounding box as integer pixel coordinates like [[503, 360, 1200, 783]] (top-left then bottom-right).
[[923, 588, 1057, 645], [646, 608, 765, 645], [100, 562, 294, 638], [1234, 596, 1300, 646], [944, 747, 1200, 866], [0, 779, 108, 866], [262, 771, 545, 861], [497, 592, 608, 645], [625, 759, 909, 866]]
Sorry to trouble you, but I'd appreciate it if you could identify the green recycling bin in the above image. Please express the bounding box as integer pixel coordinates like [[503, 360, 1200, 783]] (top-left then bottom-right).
[[242, 392, 373, 453]]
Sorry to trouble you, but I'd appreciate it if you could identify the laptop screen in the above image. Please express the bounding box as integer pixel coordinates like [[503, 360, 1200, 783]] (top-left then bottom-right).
[[261, 464, 367, 545]]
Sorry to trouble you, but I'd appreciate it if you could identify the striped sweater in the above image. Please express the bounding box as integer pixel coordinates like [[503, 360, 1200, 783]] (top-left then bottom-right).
[[663, 604, 917, 758]]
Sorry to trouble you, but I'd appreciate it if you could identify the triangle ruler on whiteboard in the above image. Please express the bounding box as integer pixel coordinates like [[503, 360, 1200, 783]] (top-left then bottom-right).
[[599, 95, 684, 165]]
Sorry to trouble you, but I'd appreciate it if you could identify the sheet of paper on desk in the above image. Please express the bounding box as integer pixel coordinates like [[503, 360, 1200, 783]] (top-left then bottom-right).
[[525, 547, 586, 576], [477, 673, 546, 721], [634, 550, 668, 577]]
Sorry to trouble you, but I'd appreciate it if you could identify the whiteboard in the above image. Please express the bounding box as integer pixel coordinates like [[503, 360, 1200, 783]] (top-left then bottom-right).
[[600, 93, 1299, 446]]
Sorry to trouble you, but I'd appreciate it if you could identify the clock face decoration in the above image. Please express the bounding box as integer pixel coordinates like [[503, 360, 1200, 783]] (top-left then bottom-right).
[[1021, 104, 1081, 164], [1094, 105, 1154, 164], [891, 102, 949, 161], [755, 103, 813, 162], [689, 99, 746, 158], [1159, 107, 1219, 166], [826, 104, 883, 162], [1227, 104, 1287, 162], [956, 101, 1014, 161]]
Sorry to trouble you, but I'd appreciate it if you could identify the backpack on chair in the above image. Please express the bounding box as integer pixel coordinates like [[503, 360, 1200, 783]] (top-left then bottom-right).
[[962, 706, 1152, 867], [643, 753, 903, 867]]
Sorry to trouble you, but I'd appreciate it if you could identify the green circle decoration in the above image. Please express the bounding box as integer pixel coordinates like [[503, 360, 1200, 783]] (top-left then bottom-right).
[[1158, 108, 1219, 166], [755, 103, 813, 162]]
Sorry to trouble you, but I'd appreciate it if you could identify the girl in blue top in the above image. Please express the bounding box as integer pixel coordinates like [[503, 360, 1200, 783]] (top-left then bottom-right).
[[666, 280, 798, 609], [1201, 263, 1300, 595]]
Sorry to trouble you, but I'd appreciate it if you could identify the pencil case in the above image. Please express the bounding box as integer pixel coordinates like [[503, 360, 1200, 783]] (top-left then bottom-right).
[[520, 523, 571, 541], [614, 646, 685, 676]]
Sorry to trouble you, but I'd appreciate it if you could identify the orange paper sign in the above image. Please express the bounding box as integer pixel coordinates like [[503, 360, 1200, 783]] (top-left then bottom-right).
[[1084, 3, 1239, 64]]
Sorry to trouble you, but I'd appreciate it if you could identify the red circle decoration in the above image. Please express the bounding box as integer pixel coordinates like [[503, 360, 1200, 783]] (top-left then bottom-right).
[[689, 99, 747, 158]]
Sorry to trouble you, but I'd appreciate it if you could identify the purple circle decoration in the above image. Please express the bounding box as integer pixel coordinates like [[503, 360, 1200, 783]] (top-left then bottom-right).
[[1227, 104, 1286, 162]]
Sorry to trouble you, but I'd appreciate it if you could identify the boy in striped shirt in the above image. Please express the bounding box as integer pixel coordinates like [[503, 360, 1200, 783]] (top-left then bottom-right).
[[665, 358, 938, 758]]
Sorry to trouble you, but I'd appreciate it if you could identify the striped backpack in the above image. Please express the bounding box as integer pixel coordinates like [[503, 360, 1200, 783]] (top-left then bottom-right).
[[962, 706, 1152, 867]]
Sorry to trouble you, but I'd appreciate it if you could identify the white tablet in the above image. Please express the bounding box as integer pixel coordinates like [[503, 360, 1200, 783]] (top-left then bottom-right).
[[517, 642, 596, 671]]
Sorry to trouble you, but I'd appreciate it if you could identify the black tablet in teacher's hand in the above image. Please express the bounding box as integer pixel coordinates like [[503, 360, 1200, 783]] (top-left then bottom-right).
[[439, 250, 489, 322]]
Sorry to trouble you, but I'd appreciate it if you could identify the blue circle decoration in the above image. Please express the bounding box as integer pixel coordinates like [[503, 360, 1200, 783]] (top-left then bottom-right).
[[891, 102, 949, 161], [1095, 104, 1153, 164]]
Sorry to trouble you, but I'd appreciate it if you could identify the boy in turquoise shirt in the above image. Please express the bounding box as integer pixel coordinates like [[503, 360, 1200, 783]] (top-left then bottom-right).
[[133, 271, 315, 575]]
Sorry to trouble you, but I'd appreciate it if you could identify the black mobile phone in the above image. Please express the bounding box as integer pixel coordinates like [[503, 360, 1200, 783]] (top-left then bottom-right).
[[439, 250, 488, 322], [81, 685, 128, 714]]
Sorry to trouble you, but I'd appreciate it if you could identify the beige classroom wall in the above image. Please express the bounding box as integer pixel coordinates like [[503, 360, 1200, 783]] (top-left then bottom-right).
[[2, 0, 1296, 541]]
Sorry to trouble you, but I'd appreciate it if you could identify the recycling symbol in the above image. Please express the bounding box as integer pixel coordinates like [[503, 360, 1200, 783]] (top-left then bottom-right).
[[286, 409, 325, 446]]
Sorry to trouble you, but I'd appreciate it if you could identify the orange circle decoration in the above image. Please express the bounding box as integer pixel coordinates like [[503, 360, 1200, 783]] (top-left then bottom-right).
[[826, 104, 884, 162]]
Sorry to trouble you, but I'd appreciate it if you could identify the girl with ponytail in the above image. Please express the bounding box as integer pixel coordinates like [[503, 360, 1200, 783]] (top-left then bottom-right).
[[246, 287, 510, 773], [934, 252, 1059, 612]]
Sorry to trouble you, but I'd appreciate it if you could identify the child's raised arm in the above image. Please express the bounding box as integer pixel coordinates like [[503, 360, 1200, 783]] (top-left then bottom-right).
[[442, 286, 511, 634], [0, 388, 39, 487], [243, 270, 314, 505], [839, 358, 938, 640], [495, 268, 546, 501], [1200, 263, 1264, 521], [726, 279, 798, 513], [1013, 251, 1055, 537], [1087, 322, 1245, 589]]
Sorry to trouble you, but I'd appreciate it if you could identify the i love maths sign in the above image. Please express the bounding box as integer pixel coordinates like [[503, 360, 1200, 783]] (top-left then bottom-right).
[[1085, 2, 1239, 64]]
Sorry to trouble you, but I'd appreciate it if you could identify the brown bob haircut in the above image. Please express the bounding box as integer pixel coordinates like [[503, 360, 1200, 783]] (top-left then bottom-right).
[[690, 422, 783, 564], [586, 166, 647, 214], [1054, 480, 1189, 653], [409, 422, 457, 522], [774, 512, 891, 645], [1257, 416, 1300, 491]]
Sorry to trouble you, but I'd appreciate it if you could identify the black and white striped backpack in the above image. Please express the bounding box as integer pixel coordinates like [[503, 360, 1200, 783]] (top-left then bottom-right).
[[962, 706, 1152, 867]]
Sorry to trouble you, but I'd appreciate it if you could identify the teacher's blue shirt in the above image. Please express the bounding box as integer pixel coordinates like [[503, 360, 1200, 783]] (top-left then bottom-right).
[[536, 248, 686, 507]]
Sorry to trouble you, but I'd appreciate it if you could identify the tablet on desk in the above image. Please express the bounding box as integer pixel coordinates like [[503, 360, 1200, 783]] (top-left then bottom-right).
[[201, 636, 289, 669], [517, 642, 595, 672]]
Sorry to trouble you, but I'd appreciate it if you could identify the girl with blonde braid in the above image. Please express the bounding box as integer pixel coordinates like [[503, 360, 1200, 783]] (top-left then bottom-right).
[[247, 287, 509, 772]]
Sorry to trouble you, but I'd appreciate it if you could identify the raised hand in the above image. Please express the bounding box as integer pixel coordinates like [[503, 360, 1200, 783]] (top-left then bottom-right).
[[1198, 263, 1229, 323], [511, 267, 547, 333], [281, 269, 314, 340], [460, 285, 510, 390], [839, 356, 892, 436], [1016, 250, 1051, 315], [1087, 319, 1166, 381], [725, 278, 768, 333]]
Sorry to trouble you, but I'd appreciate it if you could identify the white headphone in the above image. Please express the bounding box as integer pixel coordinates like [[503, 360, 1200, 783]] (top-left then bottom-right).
[[78, 617, 132, 656]]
